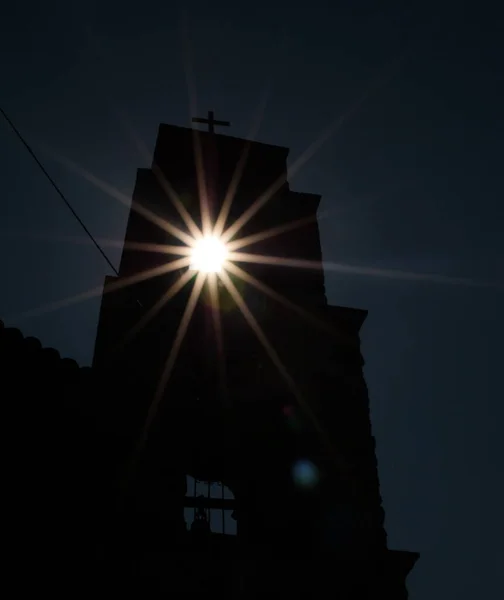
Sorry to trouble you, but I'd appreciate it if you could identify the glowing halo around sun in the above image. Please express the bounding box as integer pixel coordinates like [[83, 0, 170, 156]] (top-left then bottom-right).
[[189, 234, 228, 274]]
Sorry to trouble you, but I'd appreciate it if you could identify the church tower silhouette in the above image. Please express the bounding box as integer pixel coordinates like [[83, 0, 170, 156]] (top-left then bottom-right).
[[92, 115, 418, 595]]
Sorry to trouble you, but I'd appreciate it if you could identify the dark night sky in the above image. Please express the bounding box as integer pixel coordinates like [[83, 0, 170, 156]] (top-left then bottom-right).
[[1, 1, 503, 596]]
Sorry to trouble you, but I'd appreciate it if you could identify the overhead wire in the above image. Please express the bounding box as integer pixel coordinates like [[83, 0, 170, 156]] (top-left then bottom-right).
[[1, 106, 120, 277]]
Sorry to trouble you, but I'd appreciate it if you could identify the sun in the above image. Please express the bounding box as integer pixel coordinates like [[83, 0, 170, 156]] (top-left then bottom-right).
[[189, 235, 228, 274]]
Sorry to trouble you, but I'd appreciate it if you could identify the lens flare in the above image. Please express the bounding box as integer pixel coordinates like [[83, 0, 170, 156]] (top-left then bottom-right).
[[292, 459, 320, 489], [190, 235, 228, 273]]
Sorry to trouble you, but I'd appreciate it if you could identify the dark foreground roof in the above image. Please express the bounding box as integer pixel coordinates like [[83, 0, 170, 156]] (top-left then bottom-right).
[[0, 319, 418, 595]]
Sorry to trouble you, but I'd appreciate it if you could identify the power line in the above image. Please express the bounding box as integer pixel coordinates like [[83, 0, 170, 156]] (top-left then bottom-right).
[[1, 106, 119, 277]]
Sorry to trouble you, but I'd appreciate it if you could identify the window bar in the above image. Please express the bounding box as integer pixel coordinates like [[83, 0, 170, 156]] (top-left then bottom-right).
[[207, 480, 211, 530], [193, 477, 197, 521], [221, 482, 226, 535]]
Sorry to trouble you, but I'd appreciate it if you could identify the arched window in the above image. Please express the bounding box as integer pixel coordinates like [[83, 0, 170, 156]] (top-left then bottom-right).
[[185, 476, 237, 535]]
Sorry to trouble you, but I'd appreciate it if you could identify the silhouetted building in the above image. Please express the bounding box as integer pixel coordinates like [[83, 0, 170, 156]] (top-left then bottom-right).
[[1, 115, 418, 595], [92, 115, 418, 594]]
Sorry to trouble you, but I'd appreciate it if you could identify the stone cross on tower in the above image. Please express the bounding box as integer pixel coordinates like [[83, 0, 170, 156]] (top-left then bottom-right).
[[192, 110, 230, 134]]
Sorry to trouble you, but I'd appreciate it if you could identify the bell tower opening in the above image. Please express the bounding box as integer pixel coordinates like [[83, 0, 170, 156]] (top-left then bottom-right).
[[185, 476, 237, 535]]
